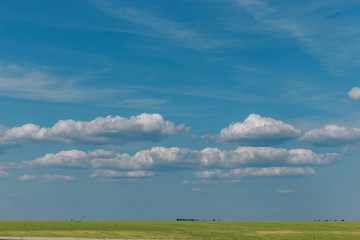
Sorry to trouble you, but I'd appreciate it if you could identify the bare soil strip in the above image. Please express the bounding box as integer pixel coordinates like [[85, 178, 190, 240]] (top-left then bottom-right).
[[0, 237, 176, 240]]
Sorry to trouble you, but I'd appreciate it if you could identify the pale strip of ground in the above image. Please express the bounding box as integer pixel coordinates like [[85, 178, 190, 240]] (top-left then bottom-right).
[[0, 237, 178, 240]]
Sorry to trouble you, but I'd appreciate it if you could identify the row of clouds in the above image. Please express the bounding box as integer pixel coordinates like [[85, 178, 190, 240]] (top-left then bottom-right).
[[211, 114, 360, 147], [4, 146, 338, 169], [0, 113, 359, 151], [0, 146, 338, 182], [0, 112, 355, 183], [6, 166, 315, 183]]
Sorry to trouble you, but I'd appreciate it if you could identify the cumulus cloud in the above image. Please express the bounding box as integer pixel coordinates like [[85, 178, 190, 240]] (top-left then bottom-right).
[[217, 114, 301, 145], [11, 146, 337, 172], [13, 147, 198, 170], [286, 149, 338, 165], [300, 125, 360, 146], [19, 174, 74, 182], [194, 167, 315, 179], [199, 147, 337, 167], [0, 125, 20, 153], [19, 150, 90, 169], [4, 145, 337, 182], [0, 113, 185, 149], [348, 87, 360, 100], [91, 147, 199, 170]]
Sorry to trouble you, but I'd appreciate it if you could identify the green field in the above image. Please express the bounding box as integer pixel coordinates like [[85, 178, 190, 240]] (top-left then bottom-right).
[[0, 220, 359, 239]]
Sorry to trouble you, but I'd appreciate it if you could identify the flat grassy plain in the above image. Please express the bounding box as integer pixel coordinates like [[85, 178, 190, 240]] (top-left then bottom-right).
[[0, 220, 359, 239]]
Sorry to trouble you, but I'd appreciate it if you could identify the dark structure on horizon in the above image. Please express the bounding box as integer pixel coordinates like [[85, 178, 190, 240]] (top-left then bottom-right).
[[176, 218, 198, 221]]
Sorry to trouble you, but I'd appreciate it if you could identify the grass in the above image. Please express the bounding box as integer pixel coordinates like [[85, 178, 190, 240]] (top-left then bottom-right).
[[0, 220, 359, 239]]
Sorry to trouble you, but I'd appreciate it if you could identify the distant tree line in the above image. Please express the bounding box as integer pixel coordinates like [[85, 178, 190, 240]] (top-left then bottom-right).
[[176, 219, 221, 221], [176, 218, 198, 221], [314, 219, 345, 221]]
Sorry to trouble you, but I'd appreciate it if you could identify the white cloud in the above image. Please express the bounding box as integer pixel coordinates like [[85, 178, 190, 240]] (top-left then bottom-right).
[[200, 147, 337, 167], [0, 113, 185, 147], [91, 146, 199, 170], [348, 87, 360, 100], [218, 114, 301, 145], [90, 169, 155, 178], [19, 150, 91, 168], [195, 167, 315, 179], [287, 149, 339, 165], [11, 146, 337, 172], [0, 125, 19, 154], [300, 125, 360, 146], [15, 147, 199, 170], [19, 174, 74, 182], [3, 145, 335, 182]]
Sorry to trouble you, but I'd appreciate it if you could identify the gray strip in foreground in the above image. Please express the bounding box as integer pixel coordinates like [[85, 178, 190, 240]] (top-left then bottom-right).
[[0, 237, 178, 240]]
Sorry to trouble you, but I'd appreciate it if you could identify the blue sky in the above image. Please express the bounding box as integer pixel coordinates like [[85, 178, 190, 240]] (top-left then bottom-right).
[[0, 0, 360, 221]]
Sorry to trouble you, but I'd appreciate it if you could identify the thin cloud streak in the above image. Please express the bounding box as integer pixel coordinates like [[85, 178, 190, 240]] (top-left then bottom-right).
[[94, 1, 231, 50], [233, 0, 360, 75], [0, 62, 132, 103], [19, 174, 74, 182], [194, 167, 315, 179], [129, 84, 273, 103]]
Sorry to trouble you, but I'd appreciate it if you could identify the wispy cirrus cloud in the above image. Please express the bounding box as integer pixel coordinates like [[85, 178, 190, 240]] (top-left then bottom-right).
[[0, 170, 10, 179], [0, 62, 166, 108], [233, 0, 360, 75], [0, 62, 97, 102], [94, 1, 227, 50]]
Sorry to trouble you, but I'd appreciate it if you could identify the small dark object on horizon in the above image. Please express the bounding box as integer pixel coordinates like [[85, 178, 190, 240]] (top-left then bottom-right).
[[176, 218, 196, 221]]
